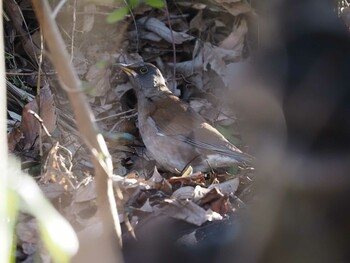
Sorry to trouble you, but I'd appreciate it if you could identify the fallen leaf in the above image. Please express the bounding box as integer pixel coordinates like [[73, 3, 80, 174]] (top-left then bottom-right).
[[20, 84, 56, 150], [208, 177, 240, 195], [171, 186, 195, 200], [86, 64, 112, 98], [82, 4, 96, 33], [199, 187, 228, 214], [72, 50, 88, 76], [213, 0, 252, 16], [154, 199, 208, 226], [193, 185, 210, 202], [173, 42, 241, 78], [168, 172, 205, 184], [147, 167, 172, 195], [138, 17, 194, 44], [189, 10, 205, 32], [139, 198, 154, 212], [220, 17, 248, 53], [75, 179, 96, 202], [8, 126, 23, 151]]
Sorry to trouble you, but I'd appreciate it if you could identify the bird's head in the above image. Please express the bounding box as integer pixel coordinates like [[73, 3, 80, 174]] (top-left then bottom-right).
[[116, 62, 170, 96]]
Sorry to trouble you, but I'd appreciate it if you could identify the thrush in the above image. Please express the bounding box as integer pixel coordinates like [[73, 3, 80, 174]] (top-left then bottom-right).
[[117, 62, 253, 173]]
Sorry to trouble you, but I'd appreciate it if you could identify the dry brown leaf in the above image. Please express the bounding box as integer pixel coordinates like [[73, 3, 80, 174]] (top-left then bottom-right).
[[199, 187, 228, 214], [208, 177, 240, 195], [8, 126, 23, 151], [20, 101, 39, 150], [39, 84, 57, 133], [193, 185, 210, 202], [75, 180, 96, 202], [171, 186, 195, 200], [72, 50, 88, 76], [139, 198, 154, 212], [86, 64, 112, 98], [219, 17, 248, 53], [40, 142, 76, 195], [129, 30, 163, 42], [40, 182, 67, 200], [213, 0, 252, 16], [21, 30, 41, 64], [173, 42, 241, 77], [138, 17, 194, 44], [189, 10, 205, 31], [112, 175, 149, 207], [147, 167, 172, 194], [168, 172, 205, 184], [20, 85, 56, 150], [154, 199, 208, 226], [82, 4, 96, 33]]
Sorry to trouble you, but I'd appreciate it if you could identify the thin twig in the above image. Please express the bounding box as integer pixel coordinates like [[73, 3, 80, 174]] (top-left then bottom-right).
[[16, 1, 40, 65], [31, 1, 124, 260], [37, 28, 44, 157], [164, 1, 177, 89], [95, 109, 136, 122], [6, 71, 57, 75], [123, 0, 139, 52], [27, 110, 52, 137], [52, 0, 67, 18], [70, 0, 77, 63]]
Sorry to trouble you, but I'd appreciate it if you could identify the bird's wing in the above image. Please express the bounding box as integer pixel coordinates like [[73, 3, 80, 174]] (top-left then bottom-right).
[[147, 95, 253, 162]]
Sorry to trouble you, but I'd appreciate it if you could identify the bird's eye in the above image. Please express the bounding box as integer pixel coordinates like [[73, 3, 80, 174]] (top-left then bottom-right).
[[139, 66, 148, 74]]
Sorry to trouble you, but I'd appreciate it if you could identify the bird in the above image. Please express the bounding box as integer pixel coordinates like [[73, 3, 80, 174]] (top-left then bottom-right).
[[116, 62, 253, 173]]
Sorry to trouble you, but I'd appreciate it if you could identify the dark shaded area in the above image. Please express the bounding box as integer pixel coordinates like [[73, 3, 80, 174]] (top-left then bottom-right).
[[230, 1, 350, 263], [123, 216, 239, 263], [259, 0, 350, 154]]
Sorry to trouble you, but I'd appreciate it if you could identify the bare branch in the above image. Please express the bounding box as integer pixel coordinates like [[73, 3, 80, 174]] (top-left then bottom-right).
[[31, 0, 123, 262]]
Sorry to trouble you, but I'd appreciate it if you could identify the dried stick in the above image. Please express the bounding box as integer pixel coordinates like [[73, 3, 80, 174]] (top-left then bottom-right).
[[31, 0, 123, 262], [27, 109, 52, 137]]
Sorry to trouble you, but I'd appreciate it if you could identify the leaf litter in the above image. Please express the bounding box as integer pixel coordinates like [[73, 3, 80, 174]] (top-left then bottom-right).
[[5, 0, 256, 261]]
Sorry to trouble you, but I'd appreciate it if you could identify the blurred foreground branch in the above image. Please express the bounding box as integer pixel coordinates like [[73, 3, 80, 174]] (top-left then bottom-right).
[[31, 0, 123, 262]]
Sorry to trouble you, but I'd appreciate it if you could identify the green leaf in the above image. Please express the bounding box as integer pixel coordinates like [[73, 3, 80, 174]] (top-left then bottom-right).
[[106, 6, 130, 24], [144, 0, 165, 8]]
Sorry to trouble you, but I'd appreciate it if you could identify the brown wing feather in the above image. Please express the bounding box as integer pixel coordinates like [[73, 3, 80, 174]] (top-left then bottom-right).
[[149, 94, 204, 135], [147, 94, 252, 162]]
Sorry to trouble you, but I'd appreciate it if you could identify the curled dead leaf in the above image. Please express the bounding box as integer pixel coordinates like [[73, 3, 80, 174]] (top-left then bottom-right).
[[219, 17, 248, 53], [138, 17, 194, 44], [199, 187, 228, 215], [212, 0, 252, 16], [19, 85, 56, 150], [208, 177, 240, 195], [147, 167, 172, 195]]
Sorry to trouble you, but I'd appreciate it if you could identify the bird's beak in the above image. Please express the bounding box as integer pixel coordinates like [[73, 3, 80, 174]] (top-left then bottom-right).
[[114, 63, 137, 77]]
